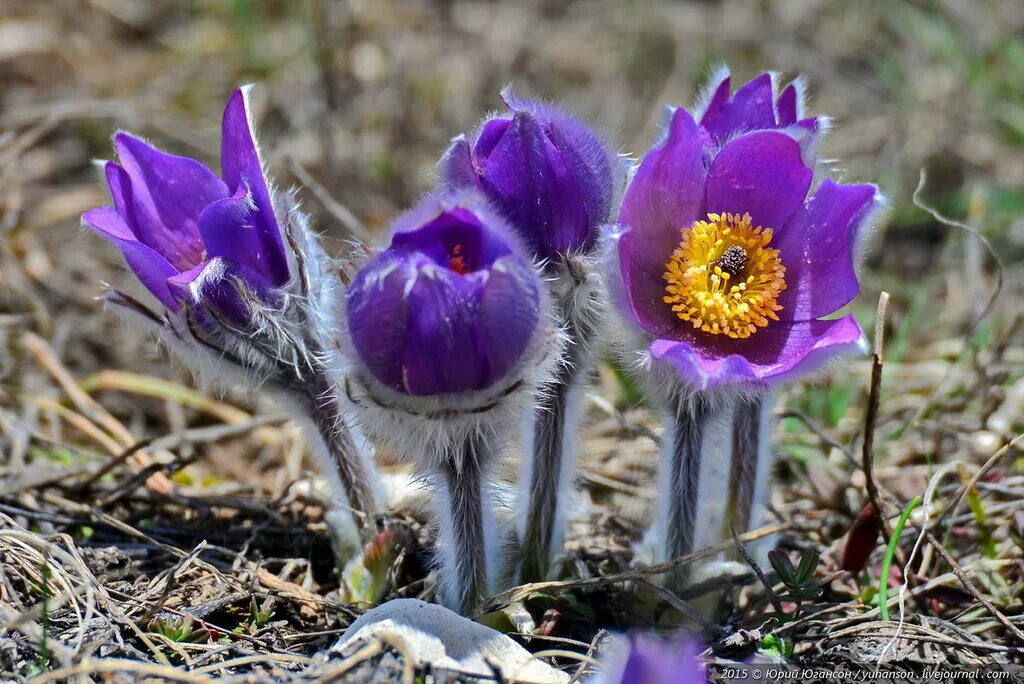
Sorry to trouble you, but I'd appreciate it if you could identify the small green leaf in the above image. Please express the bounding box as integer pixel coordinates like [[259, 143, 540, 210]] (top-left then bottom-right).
[[768, 550, 797, 586], [759, 634, 793, 659], [795, 549, 820, 586]]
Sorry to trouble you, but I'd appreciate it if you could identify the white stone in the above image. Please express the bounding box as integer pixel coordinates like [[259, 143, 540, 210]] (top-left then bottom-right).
[[330, 599, 570, 683]]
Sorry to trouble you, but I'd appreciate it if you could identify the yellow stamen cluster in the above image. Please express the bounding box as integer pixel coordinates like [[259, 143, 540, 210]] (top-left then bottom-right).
[[663, 212, 786, 339]]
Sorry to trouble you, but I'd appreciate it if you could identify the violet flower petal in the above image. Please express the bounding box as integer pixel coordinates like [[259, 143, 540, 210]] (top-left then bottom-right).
[[478, 111, 593, 258], [347, 194, 541, 398], [346, 255, 414, 393], [113, 133, 227, 270], [401, 269, 490, 396], [651, 314, 864, 389], [499, 90, 615, 226], [219, 88, 289, 286], [701, 72, 776, 141], [599, 633, 704, 684], [775, 179, 877, 321], [698, 74, 732, 129], [704, 130, 812, 231], [104, 162, 138, 231], [474, 118, 512, 160], [445, 91, 613, 260], [617, 108, 710, 337], [777, 83, 799, 126], [166, 256, 276, 324], [198, 181, 288, 285], [82, 206, 180, 310], [391, 207, 514, 267], [438, 136, 482, 191], [478, 256, 541, 385]]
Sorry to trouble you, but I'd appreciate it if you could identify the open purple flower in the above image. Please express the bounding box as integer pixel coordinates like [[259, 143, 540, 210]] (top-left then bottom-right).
[[594, 633, 704, 684], [82, 88, 383, 561], [440, 88, 614, 261], [82, 87, 288, 322], [346, 193, 542, 398], [614, 107, 878, 391], [695, 68, 822, 152]]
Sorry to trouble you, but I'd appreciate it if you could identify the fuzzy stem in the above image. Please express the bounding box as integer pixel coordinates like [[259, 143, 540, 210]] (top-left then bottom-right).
[[306, 393, 379, 520], [297, 373, 379, 552], [436, 433, 491, 615], [519, 339, 587, 583], [728, 392, 776, 569], [663, 395, 711, 567], [658, 392, 736, 591], [729, 394, 763, 532]]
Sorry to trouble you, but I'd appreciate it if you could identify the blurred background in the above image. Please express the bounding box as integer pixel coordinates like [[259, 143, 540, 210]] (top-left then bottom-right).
[[2, 0, 1024, 535]]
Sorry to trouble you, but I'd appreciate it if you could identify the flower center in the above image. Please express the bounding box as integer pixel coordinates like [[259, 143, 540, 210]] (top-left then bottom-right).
[[448, 244, 469, 274], [662, 212, 786, 339]]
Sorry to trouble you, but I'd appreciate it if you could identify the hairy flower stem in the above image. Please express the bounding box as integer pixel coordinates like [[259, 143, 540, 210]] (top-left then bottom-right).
[[658, 393, 734, 591], [519, 257, 600, 583], [520, 331, 588, 583], [728, 393, 773, 534], [436, 433, 492, 615], [286, 374, 379, 563], [726, 392, 776, 567]]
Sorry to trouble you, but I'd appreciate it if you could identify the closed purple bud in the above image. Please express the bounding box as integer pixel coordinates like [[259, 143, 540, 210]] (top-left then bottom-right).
[[346, 193, 543, 397], [82, 87, 288, 323], [440, 88, 614, 262]]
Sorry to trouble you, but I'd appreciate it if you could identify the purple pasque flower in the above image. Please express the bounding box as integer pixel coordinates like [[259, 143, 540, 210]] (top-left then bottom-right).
[[346, 191, 543, 398], [440, 88, 614, 262], [614, 104, 879, 391], [594, 633, 704, 684], [694, 67, 822, 151], [82, 87, 288, 322]]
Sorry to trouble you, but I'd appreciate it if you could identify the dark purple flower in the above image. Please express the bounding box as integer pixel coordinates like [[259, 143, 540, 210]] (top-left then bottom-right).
[[596, 633, 704, 684], [614, 101, 878, 390], [346, 193, 542, 397], [695, 69, 822, 149], [82, 87, 288, 321], [440, 88, 614, 262]]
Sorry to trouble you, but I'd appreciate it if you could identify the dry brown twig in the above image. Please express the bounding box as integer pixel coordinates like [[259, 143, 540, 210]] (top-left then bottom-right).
[[862, 291, 891, 539]]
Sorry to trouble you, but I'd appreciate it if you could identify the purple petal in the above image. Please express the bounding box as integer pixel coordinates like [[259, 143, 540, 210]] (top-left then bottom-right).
[[697, 74, 732, 127], [199, 181, 289, 286], [391, 207, 513, 270], [82, 206, 180, 310], [499, 89, 614, 229], [166, 256, 275, 325], [651, 315, 865, 390], [104, 162, 137, 230], [474, 118, 512, 161], [438, 136, 482, 191], [113, 133, 227, 271], [453, 91, 613, 259], [347, 256, 412, 393], [701, 72, 777, 141], [777, 83, 799, 126], [618, 108, 710, 337], [601, 634, 704, 684], [705, 130, 812, 231], [477, 110, 593, 258], [478, 256, 540, 384], [774, 180, 876, 321], [401, 269, 491, 396], [219, 87, 289, 285]]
